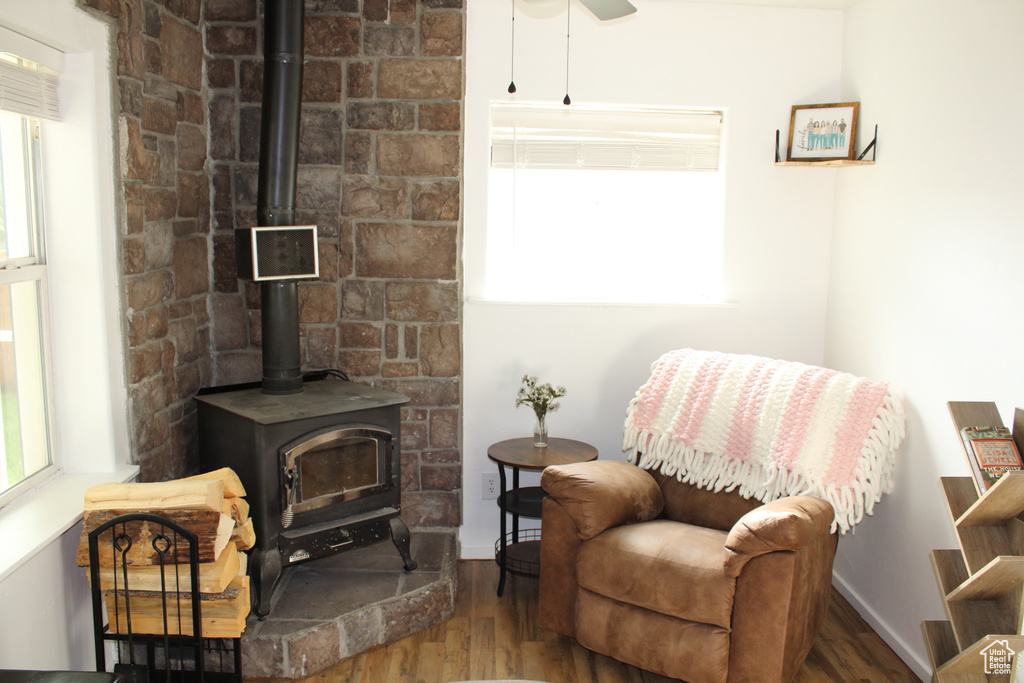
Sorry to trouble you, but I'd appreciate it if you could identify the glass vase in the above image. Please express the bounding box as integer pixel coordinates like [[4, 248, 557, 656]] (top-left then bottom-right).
[[533, 413, 548, 448]]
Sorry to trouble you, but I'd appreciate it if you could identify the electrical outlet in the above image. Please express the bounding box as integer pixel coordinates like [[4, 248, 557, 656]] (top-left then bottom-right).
[[482, 472, 498, 499]]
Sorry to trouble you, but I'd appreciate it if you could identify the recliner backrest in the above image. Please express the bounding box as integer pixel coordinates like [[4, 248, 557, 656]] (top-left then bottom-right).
[[653, 471, 762, 531]]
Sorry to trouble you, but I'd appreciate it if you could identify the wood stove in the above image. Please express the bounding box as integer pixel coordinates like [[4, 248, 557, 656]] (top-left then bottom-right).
[[196, 379, 415, 618], [194, 0, 423, 620]]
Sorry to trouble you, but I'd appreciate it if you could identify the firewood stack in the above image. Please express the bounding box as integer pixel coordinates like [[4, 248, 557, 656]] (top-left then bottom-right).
[[76, 468, 255, 638]]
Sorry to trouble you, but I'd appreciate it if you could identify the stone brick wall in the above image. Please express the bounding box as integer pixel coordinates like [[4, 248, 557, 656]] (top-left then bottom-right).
[[78, 0, 213, 482], [75, 0, 463, 526], [207, 0, 464, 528]]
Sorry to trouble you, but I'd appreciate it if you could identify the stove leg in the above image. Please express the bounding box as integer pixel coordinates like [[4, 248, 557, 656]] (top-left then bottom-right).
[[389, 517, 418, 571], [250, 547, 282, 619]]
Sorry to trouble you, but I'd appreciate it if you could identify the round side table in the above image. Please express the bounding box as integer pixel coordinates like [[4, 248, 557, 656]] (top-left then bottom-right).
[[487, 437, 598, 596]]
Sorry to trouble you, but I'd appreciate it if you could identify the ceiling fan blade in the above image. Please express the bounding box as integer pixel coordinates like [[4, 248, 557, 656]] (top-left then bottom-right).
[[579, 0, 637, 20]]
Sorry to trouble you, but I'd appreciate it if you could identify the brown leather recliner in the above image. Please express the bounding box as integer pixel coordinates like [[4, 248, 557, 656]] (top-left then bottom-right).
[[538, 460, 838, 683]]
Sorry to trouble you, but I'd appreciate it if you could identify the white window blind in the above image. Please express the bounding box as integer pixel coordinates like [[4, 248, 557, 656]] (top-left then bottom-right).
[[0, 57, 59, 122], [491, 104, 721, 172]]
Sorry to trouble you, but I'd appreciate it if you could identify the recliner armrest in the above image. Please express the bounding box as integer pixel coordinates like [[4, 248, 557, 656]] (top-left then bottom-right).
[[541, 460, 665, 540], [723, 495, 834, 577]]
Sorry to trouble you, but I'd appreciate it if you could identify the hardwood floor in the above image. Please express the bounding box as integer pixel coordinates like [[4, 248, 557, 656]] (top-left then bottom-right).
[[259, 560, 922, 683]]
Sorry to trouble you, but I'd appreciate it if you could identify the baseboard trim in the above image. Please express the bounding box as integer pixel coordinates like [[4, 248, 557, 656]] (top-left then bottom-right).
[[831, 571, 931, 681]]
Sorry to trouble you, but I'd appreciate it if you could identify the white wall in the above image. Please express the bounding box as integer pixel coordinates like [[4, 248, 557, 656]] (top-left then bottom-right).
[[462, 2, 848, 557], [825, 0, 1024, 678], [0, 524, 95, 670]]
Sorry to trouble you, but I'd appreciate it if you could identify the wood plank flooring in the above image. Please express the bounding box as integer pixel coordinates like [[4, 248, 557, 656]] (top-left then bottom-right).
[[257, 560, 922, 683]]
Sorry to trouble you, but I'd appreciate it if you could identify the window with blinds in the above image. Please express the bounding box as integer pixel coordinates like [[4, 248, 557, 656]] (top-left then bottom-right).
[[484, 103, 725, 305], [0, 47, 58, 503]]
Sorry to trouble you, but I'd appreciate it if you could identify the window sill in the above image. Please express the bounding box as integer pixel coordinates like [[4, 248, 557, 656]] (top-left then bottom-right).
[[464, 297, 738, 308], [0, 466, 139, 581]]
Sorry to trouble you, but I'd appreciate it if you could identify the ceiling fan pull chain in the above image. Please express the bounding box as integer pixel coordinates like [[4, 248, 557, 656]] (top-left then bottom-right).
[[563, 0, 571, 105], [508, 0, 517, 94]]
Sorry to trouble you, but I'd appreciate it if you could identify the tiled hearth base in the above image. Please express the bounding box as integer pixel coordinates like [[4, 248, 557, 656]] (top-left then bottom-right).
[[240, 530, 458, 679]]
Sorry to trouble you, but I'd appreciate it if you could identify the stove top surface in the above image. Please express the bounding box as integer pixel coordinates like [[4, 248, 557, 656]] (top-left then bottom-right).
[[195, 380, 409, 424]]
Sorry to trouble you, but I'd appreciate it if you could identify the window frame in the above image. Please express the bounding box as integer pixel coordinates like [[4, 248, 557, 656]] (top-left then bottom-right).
[[0, 103, 59, 506], [0, 5, 133, 529]]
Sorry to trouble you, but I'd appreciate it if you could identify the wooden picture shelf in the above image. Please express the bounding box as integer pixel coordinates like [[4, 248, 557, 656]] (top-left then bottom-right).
[[774, 159, 875, 167], [922, 402, 1024, 681], [774, 124, 877, 166]]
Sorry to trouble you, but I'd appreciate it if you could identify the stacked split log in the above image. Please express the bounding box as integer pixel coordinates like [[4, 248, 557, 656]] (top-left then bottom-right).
[[77, 468, 254, 638]]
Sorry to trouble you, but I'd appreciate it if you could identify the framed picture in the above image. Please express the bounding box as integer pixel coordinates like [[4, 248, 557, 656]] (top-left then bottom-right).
[[786, 102, 859, 161]]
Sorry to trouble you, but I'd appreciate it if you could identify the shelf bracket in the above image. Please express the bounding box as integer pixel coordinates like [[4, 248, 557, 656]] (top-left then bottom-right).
[[857, 124, 878, 161]]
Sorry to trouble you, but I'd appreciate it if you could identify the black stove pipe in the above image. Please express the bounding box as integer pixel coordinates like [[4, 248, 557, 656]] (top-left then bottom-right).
[[257, 0, 304, 395]]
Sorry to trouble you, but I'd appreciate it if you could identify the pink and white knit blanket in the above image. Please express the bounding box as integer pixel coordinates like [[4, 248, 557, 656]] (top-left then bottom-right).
[[622, 349, 905, 533]]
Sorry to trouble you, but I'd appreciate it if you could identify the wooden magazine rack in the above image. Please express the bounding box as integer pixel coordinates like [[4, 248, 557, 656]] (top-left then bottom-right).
[[922, 402, 1024, 681]]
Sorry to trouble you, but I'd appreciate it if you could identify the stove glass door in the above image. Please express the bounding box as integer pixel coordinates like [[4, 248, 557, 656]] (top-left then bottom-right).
[[282, 425, 391, 516]]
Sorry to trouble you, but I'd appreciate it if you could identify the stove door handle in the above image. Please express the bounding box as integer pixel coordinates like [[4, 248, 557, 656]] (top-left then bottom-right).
[[281, 469, 297, 529]]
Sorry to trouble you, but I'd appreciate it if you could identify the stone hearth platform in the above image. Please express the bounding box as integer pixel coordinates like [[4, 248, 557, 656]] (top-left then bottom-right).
[[240, 530, 458, 679]]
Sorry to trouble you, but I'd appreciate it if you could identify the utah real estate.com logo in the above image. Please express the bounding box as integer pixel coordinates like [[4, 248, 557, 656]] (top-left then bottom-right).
[[980, 639, 1014, 676]]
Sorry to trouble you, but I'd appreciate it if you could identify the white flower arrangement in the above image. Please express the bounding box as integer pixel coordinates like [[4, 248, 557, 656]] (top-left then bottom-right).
[[515, 375, 567, 422]]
